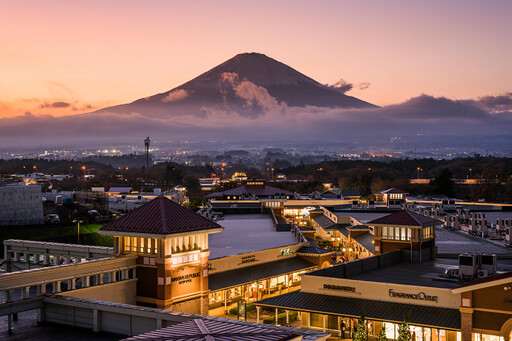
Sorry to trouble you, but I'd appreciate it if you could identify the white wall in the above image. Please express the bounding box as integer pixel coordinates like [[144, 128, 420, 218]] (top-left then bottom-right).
[[0, 183, 43, 225]]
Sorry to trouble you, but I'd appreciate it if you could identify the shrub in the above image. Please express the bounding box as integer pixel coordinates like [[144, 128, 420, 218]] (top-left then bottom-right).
[[229, 302, 256, 315], [263, 310, 298, 325]]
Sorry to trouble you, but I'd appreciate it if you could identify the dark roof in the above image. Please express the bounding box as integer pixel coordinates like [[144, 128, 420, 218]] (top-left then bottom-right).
[[297, 246, 334, 255], [379, 187, 408, 194], [367, 210, 442, 227], [456, 271, 512, 290], [207, 184, 294, 198], [312, 215, 350, 236], [347, 225, 370, 230], [298, 226, 316, 232], [256, 291, 460, 330], [353, 233, 374, 253], [209, 257, 316, 291], [122, 318, 299, 341], [341, 189, 361, 197], [99, 195, 222, 235]]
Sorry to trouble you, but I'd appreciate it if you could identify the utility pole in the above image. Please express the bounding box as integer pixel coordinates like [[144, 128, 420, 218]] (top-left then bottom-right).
[[144, 136, 150, 179]]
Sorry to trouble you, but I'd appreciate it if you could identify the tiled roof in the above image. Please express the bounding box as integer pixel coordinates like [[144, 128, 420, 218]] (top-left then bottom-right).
[[206, 184, 294, 198], [122, 318, 298, 341], [209, 257, 316, 291], [297, 246, 334, 255], [347, 225, 370, 230], [99, 195, 222, 235], [257, 291, 460, 330], [341, 189, 361, 197], [353, 233, 374, 253], [379, 187, 408, 194], [367, 210, 442, 227]]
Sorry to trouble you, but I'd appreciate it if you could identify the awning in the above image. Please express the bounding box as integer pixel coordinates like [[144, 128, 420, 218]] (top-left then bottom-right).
[[256, 291, 460, 330], [209, 257, 316, 291]]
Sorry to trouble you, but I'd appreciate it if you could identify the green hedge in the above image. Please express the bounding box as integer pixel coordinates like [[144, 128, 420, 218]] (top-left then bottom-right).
[[263, 310, 298, 324], [229, 303, 256, 315]]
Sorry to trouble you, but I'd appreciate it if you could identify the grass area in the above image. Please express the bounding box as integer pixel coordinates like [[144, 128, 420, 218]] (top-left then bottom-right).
[[0, 223, 113, 253]]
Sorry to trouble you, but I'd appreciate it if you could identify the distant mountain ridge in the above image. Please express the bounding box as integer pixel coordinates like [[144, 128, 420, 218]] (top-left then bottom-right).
[[94, 53, 376, 118]]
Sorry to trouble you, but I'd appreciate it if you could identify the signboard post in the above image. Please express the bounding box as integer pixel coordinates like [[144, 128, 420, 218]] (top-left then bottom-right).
[[238, 299, 246, 321]]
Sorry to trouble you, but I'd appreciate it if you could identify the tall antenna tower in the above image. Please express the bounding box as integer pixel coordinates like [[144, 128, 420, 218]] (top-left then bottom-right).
[[144, 136, 150, 179]]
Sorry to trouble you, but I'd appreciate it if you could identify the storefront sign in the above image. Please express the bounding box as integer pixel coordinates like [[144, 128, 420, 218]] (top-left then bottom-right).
[[389, 289, 438, 302], [172, 272, 200, 284], [323, 284, 356, 293], [240, 255, 256, 264]]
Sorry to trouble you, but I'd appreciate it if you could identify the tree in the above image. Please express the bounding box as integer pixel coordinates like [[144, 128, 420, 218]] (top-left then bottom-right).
[[430, 168, 454, 197], [397, 315, 411, 341], [377, 327, 388, 341], [353, 313, 367, 341]]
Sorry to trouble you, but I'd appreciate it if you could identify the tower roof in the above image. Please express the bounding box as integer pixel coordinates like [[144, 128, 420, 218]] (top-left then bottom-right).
[[367, 210, 441, 227], [99, 195, 222, 236]]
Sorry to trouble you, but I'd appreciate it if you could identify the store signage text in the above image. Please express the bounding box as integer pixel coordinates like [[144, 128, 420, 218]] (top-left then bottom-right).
[[389, 289, 438, 303], [323, 284, 356, 293], [172, 272, 200, 285], [241, 255, 256, 264]]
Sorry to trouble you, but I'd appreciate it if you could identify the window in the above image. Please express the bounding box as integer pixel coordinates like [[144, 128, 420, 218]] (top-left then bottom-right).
[[140, 238, 145, 253], [125, 237, 131, 252], [422, 226, 434, 240]]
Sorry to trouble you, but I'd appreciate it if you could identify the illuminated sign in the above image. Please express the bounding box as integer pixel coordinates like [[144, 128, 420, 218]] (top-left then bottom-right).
[[323, 284, 356, 292], [172, 272, 200, 285], [389, 289, 438, 302], [280, 248, 293, 256]]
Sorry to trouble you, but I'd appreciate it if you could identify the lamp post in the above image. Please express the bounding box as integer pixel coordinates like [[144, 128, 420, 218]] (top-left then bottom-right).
[[73, 220, 83, 244]]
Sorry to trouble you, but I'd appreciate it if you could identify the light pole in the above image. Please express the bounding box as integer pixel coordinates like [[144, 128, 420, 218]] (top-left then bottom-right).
[[417, 167, 420, 179], [73, 220, 83, 244]]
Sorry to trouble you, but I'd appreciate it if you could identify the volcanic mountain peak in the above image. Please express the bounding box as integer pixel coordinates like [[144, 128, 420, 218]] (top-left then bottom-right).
[[186, 52, 319, 88], [95, 52, 376, 117]]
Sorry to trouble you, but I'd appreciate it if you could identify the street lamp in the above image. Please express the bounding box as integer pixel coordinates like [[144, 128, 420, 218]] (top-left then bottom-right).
[[73, 220, 83, 244]]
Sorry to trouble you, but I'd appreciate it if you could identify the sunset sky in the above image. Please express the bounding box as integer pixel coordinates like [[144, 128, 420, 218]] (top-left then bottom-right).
[[1, 0, 511, 118]]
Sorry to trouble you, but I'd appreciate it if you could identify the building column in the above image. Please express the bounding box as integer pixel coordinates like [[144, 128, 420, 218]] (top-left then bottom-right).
[[323, 314, 326, 333], [13, 251, 19, 262], [8, 313, 12, 334], [42, 254, 49, 265], [70, 278, 76, 290], [286, 310, 290, 325], [93, 309, 101, 332], [40, 283, 46, 294], [99, 273, 104, 285], [256, 306, 260, 323], [54, 281, 61, 293], [224, 291, 228, 315], [21, 286, 29, 299], [275, 308, 279, 325], [460, 310, 473, 341]]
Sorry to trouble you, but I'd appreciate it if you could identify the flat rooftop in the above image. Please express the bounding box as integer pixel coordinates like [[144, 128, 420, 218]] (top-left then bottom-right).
[[309, 252, 512, 289], [334, 211, 389, 223], [435, 227, 512, 255], [208, 214, 300, 259]]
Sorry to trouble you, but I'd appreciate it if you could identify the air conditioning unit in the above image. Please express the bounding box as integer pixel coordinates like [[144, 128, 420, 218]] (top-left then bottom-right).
[[459, 254, 479, 279], [477, 269, 488, 278]]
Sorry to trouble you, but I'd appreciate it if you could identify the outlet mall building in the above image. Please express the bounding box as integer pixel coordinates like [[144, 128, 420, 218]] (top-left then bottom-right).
[[256, 249, 512, 341]]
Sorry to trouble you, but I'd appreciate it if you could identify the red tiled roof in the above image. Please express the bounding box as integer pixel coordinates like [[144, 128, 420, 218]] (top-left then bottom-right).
[[368, 210, 442, 227], [206, 184, 294, 198], [99, 195, 222, 235]]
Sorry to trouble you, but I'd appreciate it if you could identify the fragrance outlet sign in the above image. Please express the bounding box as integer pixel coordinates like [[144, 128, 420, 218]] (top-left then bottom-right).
[[389, 289, 438, 303]]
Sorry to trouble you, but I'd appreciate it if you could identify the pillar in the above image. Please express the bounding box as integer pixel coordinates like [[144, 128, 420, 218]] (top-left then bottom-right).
[[13, 251, 19, 262], [40, 284, 46, 294], [54, 281, 61, 293], [275, 308, 279, 325], [286, 310, 290, 325], [323, 314, 326, 332], [156, 318, 163, 329], [99, 273, 104, 285], [93, 309, 101, 332], [256, 306, 260, 323], [70, 278, 76, 290], [8, 314, 12, 334], [42, 254, 49, 265], [224, 291, 228, 315], [460, 310, 473, 341], [21, 286, 29, 299]]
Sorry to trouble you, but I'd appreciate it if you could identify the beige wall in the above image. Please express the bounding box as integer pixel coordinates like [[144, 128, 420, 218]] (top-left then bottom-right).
[[301, 274, 460, 309], [208, 243, 307, 274], [64, 279, 137, 305]]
